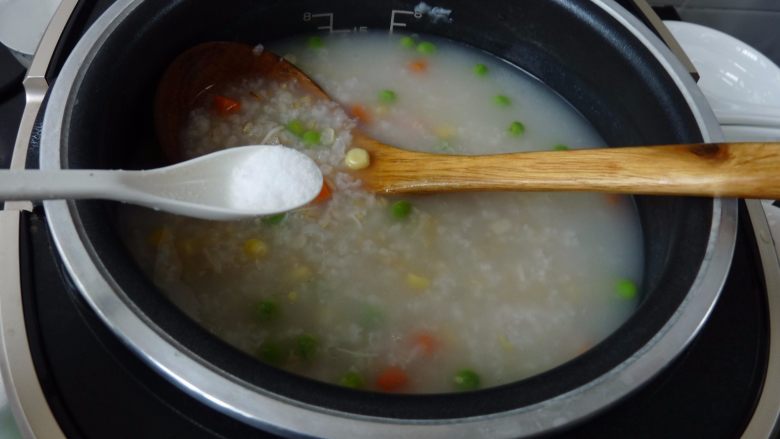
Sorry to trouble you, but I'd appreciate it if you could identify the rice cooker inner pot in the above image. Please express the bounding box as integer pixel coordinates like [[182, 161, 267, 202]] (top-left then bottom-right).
[[50, 0, 724, 427]]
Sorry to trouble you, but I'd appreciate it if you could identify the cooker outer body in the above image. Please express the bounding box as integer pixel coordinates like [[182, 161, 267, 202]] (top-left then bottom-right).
[[39, 0, 736, 437]]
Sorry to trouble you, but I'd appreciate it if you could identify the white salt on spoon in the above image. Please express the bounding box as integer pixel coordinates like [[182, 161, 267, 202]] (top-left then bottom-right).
[[0, 145, 323, 220]]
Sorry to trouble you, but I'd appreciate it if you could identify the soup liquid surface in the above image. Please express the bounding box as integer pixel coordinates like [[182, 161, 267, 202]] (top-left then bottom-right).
[[120, 33, 643, 393]]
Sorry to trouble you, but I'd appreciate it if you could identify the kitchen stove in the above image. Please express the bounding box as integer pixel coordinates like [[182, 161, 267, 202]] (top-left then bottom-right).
[[0, 1, 778, 438]]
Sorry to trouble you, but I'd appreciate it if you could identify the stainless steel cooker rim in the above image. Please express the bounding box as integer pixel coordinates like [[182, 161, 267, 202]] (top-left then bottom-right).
[[39, 0, 737, 437]]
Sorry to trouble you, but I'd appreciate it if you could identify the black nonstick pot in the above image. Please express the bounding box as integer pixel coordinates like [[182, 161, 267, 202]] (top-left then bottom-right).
[[39, 0, 736, 437]]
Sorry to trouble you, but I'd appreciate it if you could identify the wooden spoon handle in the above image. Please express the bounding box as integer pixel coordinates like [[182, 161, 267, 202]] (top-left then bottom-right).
[[355, 141, 780, 199]]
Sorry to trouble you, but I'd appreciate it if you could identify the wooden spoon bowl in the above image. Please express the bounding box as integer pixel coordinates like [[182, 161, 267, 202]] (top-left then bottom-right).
[[156, 41, 780, 199], [155, 42, 328, 161]]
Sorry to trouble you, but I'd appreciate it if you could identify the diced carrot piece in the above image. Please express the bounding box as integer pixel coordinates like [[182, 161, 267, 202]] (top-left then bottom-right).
[[213, 95, 241, 116], [577, 342, 593, 356], [605, 193, 621, 206], [147, 228, 166, 247], [313, 180, 332, 204], [350, 104, 372, 124], [412, 331, 438, 355], [376, 366, 408, 392], [408, 59, 428, 74]]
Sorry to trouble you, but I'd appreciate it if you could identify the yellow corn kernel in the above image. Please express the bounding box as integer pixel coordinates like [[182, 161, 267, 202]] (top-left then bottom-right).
[[420, 215, 438, 248], [439, 326, 457, 345], [433, 124, 456, 139], [289, 264, 313, 282], [498, 334, 514, 352], [319, 307, 335, 325], [147, 228, 167, 247], [243, 238, 268, 259], [406, 273, 431, 291], [374, 105, 389, 116], [345, 148, 370, 170], [176, 237, 199, 257]]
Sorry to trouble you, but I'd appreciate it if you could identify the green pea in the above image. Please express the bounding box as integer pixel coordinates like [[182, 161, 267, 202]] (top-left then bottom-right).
[[508, 121, 525, 137], [339, 371, 365, 389], [307, 35, 325, 49], [258, 341, 284, 365], [417, 41, 437, 55], [295, 334, 318, 362], [615, 279, 638, 300], [254, 299, 280, 322], [390, 200, 413, 219], [286, 119, 305, 137], [453, 369, 481, 391], [262, 213, 286, 225], [378, 89, 397, 104], [437, 140, 454, 152], [473, 63, 489, 76], [302, 130, 321, 147], [493, 95, 511, 107], [359, 304, 385, 329], [553, 144, 570, 151], [400, 36, 416, 48]]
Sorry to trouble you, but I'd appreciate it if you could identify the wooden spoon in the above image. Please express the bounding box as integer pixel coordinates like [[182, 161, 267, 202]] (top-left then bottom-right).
[[156, 42, 780, 199]]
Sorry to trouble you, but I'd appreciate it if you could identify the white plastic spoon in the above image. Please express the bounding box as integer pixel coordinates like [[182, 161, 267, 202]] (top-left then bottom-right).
[[0, 145, 323, 220]]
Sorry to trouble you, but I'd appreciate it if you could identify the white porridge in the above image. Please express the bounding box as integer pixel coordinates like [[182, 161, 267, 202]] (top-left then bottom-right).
[[120, 32, 643, 393]]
